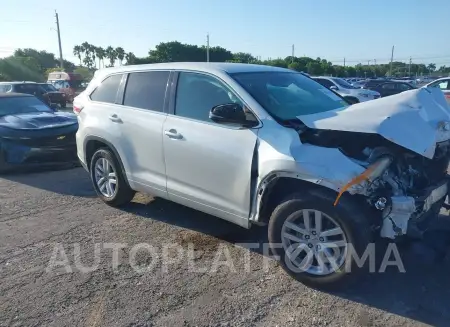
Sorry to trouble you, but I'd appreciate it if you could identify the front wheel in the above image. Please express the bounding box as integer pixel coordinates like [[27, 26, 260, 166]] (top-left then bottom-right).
[[90, 148, 135, 207], [268, 191, 372, 289]]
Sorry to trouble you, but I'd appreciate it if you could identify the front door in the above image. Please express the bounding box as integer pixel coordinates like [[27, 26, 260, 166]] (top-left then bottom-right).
[[162, 72, 258, 224]]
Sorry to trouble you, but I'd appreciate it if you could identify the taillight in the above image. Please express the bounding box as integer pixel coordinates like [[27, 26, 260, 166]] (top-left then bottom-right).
[[73, 104, 84, 114]]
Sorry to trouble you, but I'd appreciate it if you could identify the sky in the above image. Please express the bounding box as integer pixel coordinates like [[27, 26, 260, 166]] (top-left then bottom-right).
[[1, 0, 450, 67]]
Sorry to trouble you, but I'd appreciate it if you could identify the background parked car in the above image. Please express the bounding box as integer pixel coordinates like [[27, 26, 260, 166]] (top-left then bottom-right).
[[312, 76, 380, 103], [364, 81, 416, 97], [0, 82, 52, 107], [424, 77, 450, 104], [0, 93, 78, 172], [47, 72, 84, 102], [38, 83, 67, 108]]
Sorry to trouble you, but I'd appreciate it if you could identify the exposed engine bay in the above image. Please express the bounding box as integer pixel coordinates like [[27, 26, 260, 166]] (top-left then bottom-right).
[[297, 125, 450, 240]]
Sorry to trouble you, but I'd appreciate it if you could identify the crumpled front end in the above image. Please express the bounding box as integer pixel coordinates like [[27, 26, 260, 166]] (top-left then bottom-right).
[[295, 115, 450, 240]]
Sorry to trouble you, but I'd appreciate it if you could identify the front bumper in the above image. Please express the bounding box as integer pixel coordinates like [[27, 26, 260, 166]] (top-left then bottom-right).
[[0, 139, 78, 169]]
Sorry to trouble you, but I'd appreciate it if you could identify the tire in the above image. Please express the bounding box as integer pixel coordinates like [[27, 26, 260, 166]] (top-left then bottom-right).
[[89, 148, 135, 207], [268, 191, 372, 289], [344, 96, 359, 104], [0, 148, 8, 174], [60, 101, 66, 108]]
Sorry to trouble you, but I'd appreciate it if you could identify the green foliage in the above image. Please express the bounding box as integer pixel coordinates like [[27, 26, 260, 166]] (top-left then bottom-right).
[[0, 47, 78, 82], [0, 56, 45, 82], [74, 66, 94, 81]]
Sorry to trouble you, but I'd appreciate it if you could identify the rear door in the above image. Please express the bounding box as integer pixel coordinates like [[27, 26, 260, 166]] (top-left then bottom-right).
[[112, 70, 170, 198], [162, 71, 258, 224]]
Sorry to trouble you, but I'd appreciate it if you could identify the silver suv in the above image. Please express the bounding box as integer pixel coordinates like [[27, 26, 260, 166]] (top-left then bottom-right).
[[75, 63, 450, 288]]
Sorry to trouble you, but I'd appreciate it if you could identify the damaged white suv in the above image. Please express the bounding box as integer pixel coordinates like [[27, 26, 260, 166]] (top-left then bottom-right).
[[75, 63, 450, 288]]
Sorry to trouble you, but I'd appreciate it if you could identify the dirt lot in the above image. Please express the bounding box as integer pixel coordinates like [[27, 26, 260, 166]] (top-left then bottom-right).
[[1, 167, 450, 327]]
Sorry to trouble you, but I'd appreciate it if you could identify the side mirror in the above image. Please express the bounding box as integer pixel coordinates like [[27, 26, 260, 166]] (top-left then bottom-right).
[[330, 85, 338, 91], [209, 103, 248, 126]]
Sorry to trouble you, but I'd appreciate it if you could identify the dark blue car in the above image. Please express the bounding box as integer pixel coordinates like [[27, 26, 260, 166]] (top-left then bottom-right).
[[0, 93, 78, 172]]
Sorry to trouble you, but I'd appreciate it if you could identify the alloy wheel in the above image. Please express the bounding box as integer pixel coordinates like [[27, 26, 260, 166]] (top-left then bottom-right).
[[94, 157, 117, 198], [281, 209, 348, 276]]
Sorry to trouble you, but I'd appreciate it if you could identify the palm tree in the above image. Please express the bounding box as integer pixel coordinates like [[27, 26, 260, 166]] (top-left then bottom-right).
[[427, 63, 436, 73], [89, 44, 97, 68], [73, 45, 82, 65], [105, 46, 117, 67], [96, 47, 106, 68], [125, 52, 136, 65], [115, 47, 125, 66], [81, 42, 91, 67]]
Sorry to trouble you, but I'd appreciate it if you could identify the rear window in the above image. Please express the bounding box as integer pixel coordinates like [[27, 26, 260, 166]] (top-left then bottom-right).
[[90, 74, 123, 104], [123, 71, 169, 112]]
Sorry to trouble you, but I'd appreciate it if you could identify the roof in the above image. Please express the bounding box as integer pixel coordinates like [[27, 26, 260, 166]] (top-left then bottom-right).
[[94, 62, 293, 76], [0, 92, 33, 98]]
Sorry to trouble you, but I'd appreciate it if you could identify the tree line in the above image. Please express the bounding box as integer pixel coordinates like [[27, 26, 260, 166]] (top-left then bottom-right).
[[72, 42, 136, 69], [1, 41, 449, 83]]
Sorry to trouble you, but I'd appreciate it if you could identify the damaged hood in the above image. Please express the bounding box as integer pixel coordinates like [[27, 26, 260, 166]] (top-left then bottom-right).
[[297, 88, 450, 159]]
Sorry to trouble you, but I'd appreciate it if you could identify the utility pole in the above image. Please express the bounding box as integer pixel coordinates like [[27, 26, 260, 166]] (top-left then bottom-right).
[[408, 57, 412, 77], [291, 44, 294, 63], [206, 33, 210, 62], [343, 58, 345, 68], [389, 45, 394, 77], [374, 59, 377, 65], [55, 11, 64, 70]]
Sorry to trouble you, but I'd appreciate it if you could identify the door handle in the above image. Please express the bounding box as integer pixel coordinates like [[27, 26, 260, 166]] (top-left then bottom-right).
[[109, 114, 122, 123], [164, 129, 183, 139]]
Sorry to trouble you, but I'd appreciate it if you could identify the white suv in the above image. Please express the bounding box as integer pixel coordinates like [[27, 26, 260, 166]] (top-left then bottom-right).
[[312, 76, 380, 103], [75, 63, 450, 288]]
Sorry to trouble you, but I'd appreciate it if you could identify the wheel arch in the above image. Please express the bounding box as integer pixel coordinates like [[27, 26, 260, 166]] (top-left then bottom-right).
[[252, 172, 371, 226], [83, 136, 130, 187]]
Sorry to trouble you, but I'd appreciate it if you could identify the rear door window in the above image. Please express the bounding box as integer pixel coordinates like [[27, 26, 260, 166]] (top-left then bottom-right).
[[123, 71, 169, 112], [396, 83, 412, 91], [381, 83, 396, 90], [90, 74, 123, 104]]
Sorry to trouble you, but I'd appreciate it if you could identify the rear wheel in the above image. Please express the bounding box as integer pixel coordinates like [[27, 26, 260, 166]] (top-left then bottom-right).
[[268, 191, 372, 289], [90, 148, 135, 206]]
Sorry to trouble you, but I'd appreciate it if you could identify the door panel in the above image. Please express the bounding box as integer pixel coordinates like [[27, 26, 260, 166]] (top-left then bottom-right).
[[163, 116, 257, 220], [110, 107, 168, 198], [162, 71, 258, 223]]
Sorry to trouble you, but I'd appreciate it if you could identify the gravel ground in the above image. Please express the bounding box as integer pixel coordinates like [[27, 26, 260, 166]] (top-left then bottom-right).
[[1, 167, 450, 326]]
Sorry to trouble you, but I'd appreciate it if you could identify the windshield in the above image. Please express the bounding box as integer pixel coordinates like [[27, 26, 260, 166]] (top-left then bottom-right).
[[331, 78, 357, 89], [41, 84, 57, 92], [231, 72, 348, 121], [0, 96, 52, 117]]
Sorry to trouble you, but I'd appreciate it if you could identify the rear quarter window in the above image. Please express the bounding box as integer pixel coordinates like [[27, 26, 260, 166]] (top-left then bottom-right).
[[90, 74, 123, 104]]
